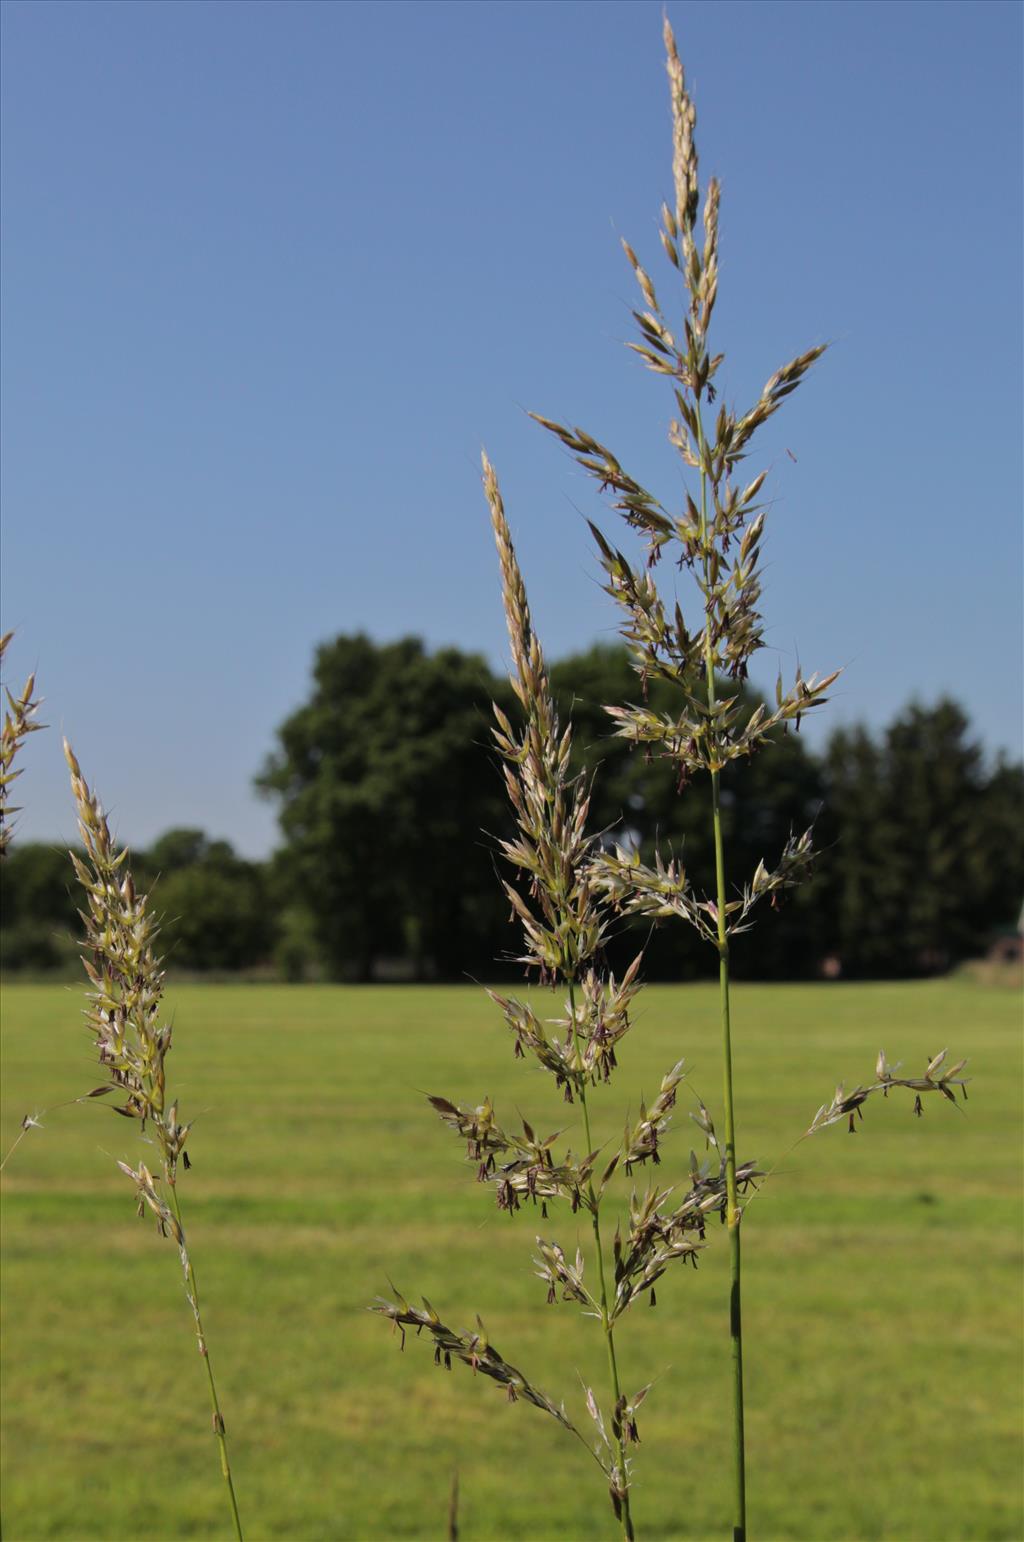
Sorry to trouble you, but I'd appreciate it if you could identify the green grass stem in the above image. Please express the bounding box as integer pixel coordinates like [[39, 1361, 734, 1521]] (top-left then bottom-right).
[[167, 1181, 244, 1542], [569, 981, 635, 1542], [697, 401, 747, 1541]]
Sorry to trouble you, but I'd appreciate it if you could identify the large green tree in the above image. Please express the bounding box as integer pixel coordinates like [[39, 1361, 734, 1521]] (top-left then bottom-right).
[[0, 842, 81, 972], [818, 700, 1022, 975], [135, 829, 273, 973], [256, 634, 516, 980], [0, 829, 274, 975], [3, 651, 1017, 982]]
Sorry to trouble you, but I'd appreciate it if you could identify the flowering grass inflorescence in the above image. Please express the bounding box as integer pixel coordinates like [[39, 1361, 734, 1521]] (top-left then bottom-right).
[[527, 19, 968, 1539], [379, 20, 970, 1542], [64, 738, 244, 1541], [374, 454, 751, 1539]]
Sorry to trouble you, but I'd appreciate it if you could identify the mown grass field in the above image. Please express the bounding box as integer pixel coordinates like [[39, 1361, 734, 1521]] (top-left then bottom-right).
[[1, 980, 1021, 1541]]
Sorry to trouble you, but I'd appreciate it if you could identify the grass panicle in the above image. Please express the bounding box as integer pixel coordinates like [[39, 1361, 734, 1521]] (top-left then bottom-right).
[[531, 27, 835, 1530], [63, 738, 244, 1541], [374, 453, 750, 1540], [527, 19, 971, 1540]]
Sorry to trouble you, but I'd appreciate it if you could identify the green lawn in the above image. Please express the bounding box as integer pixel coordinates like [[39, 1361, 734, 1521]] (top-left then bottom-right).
[[1, 980, 1021, 1541]]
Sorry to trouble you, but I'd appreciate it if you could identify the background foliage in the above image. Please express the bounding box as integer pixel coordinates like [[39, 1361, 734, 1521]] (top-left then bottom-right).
[[2, 636, 1020, 982]]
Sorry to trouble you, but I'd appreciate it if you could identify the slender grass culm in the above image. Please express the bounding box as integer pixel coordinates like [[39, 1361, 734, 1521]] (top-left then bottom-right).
[[531, 23, 828, 1536], [62, 740, 244, 1542], [531, 19, 968, 1542]]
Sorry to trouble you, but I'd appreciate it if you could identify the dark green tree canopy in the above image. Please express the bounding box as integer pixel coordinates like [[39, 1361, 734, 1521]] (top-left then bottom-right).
[[3, 642, 1018, 983], [818, 700, 1023, 976], [135, 830, 272, 973], [257, 637, 1021, 982], [0, 842, 82, 972], [1, 829, 272, 975], [256, 634, 517, 980]]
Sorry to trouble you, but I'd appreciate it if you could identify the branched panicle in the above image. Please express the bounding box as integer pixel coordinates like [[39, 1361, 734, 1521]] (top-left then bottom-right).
[[484, 452, 607, 985], [808, 1049, 970, 1136], [377, 458, 693, 1542], [483, 453, 650, 1110], [380, 28, 848, 1528], [531, 20, 836, 936], [64, 741, 242, 1538], [524, 36, 838, 1539], [64, 739, 192, 1180], [379, 24, 975, 1542], [65, 744, 178, 1155], [0, 631, 45, 857]]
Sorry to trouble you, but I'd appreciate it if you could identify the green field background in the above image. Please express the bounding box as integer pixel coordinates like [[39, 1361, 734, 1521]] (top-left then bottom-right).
[[1, 981, 1021, 1541]]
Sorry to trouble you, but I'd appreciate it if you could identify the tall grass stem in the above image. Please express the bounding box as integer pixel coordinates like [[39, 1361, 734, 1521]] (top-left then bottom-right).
[[569, 981, 635, 1542], [167, 1181, 244, 1542], [696, 402, 747, 1541]]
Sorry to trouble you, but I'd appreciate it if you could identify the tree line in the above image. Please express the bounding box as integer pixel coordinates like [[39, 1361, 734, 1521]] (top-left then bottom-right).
[[2, 635, 1020, 981]]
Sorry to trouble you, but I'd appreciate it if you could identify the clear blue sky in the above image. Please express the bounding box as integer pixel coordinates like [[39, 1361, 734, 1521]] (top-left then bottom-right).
[[2, 0, 1021, 858]]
